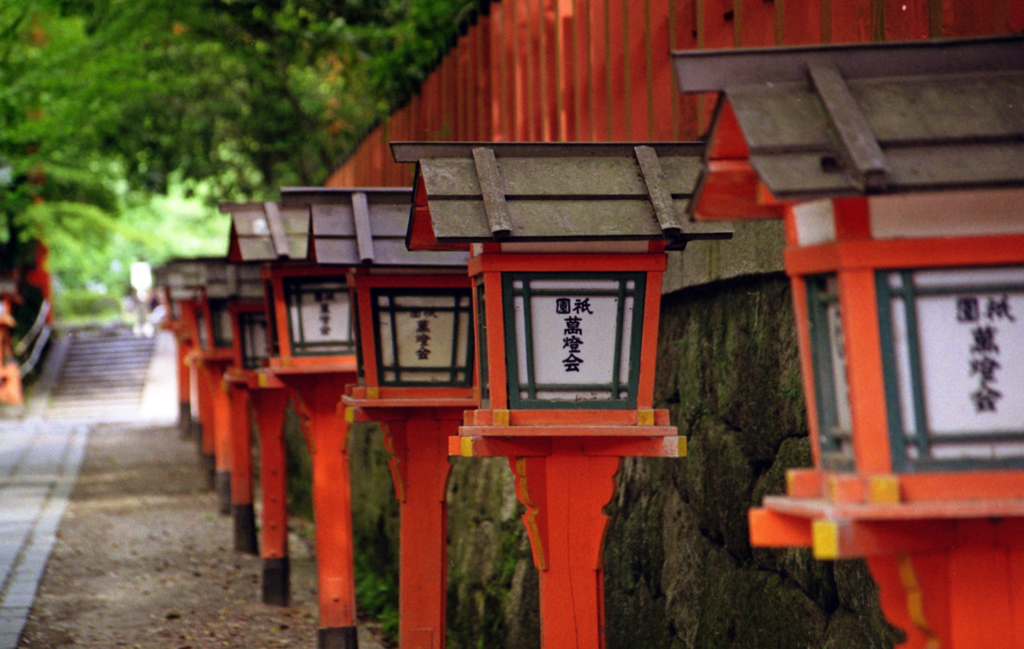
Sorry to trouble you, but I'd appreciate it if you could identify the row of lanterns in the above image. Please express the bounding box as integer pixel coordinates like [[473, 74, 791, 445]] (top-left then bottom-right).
[[155, 35, 1023, 649]]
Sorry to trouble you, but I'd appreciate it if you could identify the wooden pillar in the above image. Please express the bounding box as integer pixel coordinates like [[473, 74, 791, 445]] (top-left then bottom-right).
[[206, 361, 233, 515], [381, 414, 457, 649], [865, 519, 1024, 649], [253, 385, 291, 606], [194, 357, 215, 489], [289, 375, 358, 649], [177, 336, 193, 438], [228, 380, 257, 554], [509, 443, 622, 649]]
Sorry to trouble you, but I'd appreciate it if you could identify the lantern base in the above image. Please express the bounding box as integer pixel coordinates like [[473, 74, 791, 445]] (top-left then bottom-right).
[[262, 557, 290, 607], [178, 403, 191, 438], [232, 503, 258, 555], [199, 452, 215, 491], [318, 626, 358, 649], [785, 467, 1024, 506], [215, 470, 231, 516]]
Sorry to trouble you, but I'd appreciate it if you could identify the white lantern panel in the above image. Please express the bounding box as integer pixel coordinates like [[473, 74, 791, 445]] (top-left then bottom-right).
[[507, 274, 644, 407], [824, 298, 852, 435], [239, 312, 269, 369], [882, 266, 1024, 467], [374, 291, 473, 385], [210, 300, 234, 348], [195, 309, 210, 350], [285, 279, 354, 355]]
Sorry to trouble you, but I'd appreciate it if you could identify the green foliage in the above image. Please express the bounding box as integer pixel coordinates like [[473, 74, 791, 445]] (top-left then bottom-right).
[[1, 0, 472, 320]]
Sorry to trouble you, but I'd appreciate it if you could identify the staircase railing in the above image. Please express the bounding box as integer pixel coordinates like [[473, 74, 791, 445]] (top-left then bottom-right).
[[15, 300, 52, 376]]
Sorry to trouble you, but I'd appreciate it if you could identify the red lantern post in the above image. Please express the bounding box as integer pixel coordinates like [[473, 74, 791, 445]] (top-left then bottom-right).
[[257, 190, 368, 649], [0, 275, 22, 405], [221, 199, 311, 605], [153, 260, 198, 438], [675, 35, 1024, 648], [300, 188, 475, 649], [392, 142, 731, 648]]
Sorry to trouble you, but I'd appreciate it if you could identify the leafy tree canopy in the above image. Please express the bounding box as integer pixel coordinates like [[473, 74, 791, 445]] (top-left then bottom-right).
[[1, 0, 473, 313]]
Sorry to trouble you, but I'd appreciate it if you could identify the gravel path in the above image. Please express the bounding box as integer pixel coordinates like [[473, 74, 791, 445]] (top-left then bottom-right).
[[16, 419, 386, 649]]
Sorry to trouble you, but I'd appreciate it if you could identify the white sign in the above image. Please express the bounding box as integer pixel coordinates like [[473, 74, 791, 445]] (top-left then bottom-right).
[[512, 278, 636, 402], [376, 293, 471, 383], [887, 267, 1024, 461], [288, 282, 352, 352]]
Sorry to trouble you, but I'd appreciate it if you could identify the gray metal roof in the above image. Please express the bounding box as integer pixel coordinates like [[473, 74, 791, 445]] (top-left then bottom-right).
[[673, 35, 1024, 199], [391, 142, 733, 246], [220, 201, 310, 262], [279, 187, 470, 267], [155, 258, 262, 301]]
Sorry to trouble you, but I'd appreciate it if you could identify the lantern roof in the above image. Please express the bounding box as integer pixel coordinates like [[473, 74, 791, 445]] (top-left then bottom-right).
[[155, 257, 262, 301], [280, 187, 470, 267], [673, 35, 1024, 211], [221, 201, 311, 262], [391, 142, 732, 249]]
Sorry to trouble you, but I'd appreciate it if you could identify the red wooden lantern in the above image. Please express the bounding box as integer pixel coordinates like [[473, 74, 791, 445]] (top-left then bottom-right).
[[193, 259, 248, 516], [262, 188, 409, 649], [319, 187, 473, 649], [156, 258, 220, 478], [220, 198, 312, 607], [153, 260, 198, 435], [393, 142, 731, 649], [675, 35, 1024, 649], [0, 274, 22, 405]]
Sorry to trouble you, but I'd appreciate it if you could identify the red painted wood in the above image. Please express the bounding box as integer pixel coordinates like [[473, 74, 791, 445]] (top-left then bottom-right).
[[739, 0, 775, 46], [196, 360, 215, 456], [626, 0, 648, 140], [253, 387, 290, 561], [589, 0, 610, 141], [542, 0, 559, 141], [510, 444, 622, 649], [885, 0, 929, 39], [827, 0, 873, 43], [607, 0, 628, 140], [649, 0, 673, 141], [866, 528, 1024, 649], [671, 0, 699, 140], [229, 383, 253, 506], [477, 14, 494, 142], [383, 416, 458, 649], [571, 0, 591, 141], [779, 0, 821, 44], [280, 373, 358, 631], [208, 360, 233, 474], [177, 336, 191, 413], [559, 10, 575, 141]]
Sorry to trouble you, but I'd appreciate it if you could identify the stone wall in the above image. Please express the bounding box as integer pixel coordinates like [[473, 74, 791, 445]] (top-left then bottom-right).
[[601, 274, 901, 649]]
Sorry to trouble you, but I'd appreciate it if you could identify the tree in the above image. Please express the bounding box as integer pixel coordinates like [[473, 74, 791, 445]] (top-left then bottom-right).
[[0, 0, 473, 314]]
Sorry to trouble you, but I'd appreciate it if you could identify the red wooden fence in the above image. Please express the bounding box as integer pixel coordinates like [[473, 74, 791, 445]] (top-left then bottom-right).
[[326, 0, 1024, 188]]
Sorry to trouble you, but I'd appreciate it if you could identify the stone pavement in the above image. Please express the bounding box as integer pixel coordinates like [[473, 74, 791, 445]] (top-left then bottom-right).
[[0, 328, 173, 648], [0, 421, 89, 649]]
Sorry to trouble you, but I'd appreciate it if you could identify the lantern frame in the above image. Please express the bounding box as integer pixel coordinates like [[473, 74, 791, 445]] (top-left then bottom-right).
[[393, 141, 732, 432], [263, 264, 356, 369], [350, 271, 475, 397], [673, 35, 1024, 509]]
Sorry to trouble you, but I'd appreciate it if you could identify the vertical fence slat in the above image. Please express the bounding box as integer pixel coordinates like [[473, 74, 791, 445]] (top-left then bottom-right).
[[589, 0, 610, 140], [609, 0, 628, 140], [329, 0, 1018, 185], [559, 0, 576, 141], [649, 0, 673, 141], [573, 0, 592, 141]]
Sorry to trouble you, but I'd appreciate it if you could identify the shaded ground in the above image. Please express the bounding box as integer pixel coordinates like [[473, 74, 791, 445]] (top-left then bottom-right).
[[17, 419, 385, 649]]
